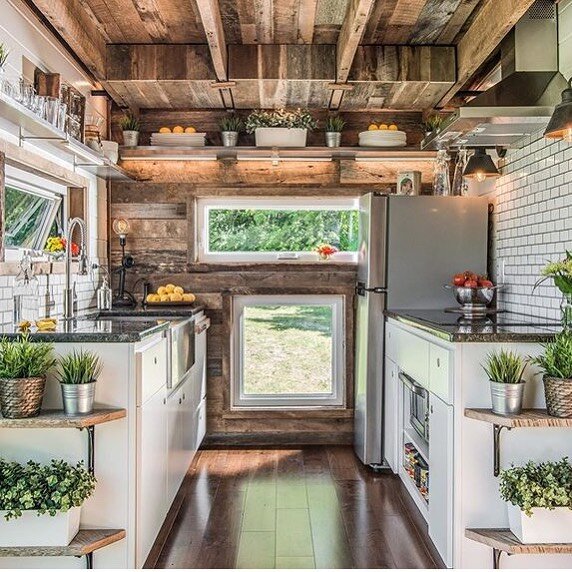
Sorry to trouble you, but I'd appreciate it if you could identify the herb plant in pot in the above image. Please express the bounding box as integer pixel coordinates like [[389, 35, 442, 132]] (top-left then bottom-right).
[[0, 458, 96, 546], [220, 115, 243, 147], [531, 332, 572, 418], [120, 113, 140, 147], [500, 458, 572, 543], [58, 350, 102, 415], [325, 116, 345, 147], [482, 349, 527, 415], [245, 108, 317, 147], [0, 335, 55, 419]]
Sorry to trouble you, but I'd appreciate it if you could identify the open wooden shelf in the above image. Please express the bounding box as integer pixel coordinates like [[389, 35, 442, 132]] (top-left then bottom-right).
[[466, 527, 572, 568], [0, 528, 125, 558], [464, 408, 572, 428], [0, 408, 126, 429]]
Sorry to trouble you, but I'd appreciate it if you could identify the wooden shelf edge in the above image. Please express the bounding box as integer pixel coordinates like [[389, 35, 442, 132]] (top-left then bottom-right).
[[464, 408, 572, 428], [465, 528, 572, 555], [0, 528, 125, 557], [0, 408, 127, 429]]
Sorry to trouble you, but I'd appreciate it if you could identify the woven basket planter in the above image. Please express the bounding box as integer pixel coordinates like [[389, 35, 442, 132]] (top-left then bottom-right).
[[544, 376, 572, 418], [0, 377, 46, 418]]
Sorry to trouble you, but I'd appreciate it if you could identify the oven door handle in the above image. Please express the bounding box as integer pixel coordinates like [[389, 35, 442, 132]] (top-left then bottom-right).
[[398, 371, 427, 397], [195, 316, 210, 334]]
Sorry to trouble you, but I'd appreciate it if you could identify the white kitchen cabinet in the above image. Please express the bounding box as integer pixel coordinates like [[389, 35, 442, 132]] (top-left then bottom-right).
[[194, 398, 207, 451], [428, 390, 454, 568], [137, 384, 168, 568], [429, 344, 452, 404], [167, 383, 188, 504], [384, 357, 399, 472]]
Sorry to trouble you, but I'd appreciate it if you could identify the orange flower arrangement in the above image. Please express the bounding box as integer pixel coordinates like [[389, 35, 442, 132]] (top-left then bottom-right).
[[315, 244, 338, 260]]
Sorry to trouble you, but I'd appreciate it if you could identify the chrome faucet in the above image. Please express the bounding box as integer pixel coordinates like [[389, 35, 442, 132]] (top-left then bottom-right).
[[63, 217, 89, 320]]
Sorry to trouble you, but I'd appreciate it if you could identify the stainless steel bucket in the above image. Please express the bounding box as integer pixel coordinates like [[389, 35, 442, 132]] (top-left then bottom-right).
[[325, 132, 341, 147], [221, 131, 238, 147], [61, 382, 96, 415], [490, 381, 525, 415]]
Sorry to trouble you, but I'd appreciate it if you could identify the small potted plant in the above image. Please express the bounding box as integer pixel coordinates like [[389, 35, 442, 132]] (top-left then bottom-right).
[[57, 350, 102, 415], [482, 349, 527, 415], [220, 115, 243, 147], [0, 335, 56, 419], [530, 332, 572, 418], [535, 252, 572, 328], [500, 458, 572, 544], [0, 458, 96, 546], [423, 114, 443, 137], [245, 108, 317, 147], [119, 113, 140, 147], [45, 236, 79, 260], [315, 244, 338, 261], [325, 116, 345, 147]]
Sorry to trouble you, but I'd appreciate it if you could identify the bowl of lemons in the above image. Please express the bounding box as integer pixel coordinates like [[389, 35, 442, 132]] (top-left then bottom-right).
[[358, 123, 407, 147], [146, 284, 197, 305], [150, 126, 206, 147]]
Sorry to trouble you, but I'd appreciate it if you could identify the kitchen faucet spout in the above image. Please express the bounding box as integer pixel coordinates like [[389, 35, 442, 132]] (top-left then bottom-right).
[[63, 217, 88, 321]]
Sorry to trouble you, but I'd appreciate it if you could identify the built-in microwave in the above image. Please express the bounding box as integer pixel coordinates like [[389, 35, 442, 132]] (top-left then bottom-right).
[[399, 371, 429, 444]]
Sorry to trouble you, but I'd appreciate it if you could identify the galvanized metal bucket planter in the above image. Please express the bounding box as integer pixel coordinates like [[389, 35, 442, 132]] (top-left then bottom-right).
[[0, 377, 45, 418], [61, 381, 96, 415], [221, 131, 239, 147], [325, 132, 342, 147], [544, 376, 572, 417], [490, 381, 525, 415], [122, 130, 139, 147]]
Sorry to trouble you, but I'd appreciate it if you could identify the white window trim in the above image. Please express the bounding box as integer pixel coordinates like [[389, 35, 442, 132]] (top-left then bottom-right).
[[231, 294, 346, 409], [4, 166, 67, 261], [196, 196, 359, 263]]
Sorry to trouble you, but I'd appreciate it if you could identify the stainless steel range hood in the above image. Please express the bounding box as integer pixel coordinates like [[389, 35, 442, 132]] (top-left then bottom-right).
[[422, 0, 569, 150]]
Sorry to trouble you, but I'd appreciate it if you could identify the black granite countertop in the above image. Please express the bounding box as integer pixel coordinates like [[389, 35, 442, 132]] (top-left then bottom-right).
[[98, 305, 204, 318], [385, 309, 562, 343]]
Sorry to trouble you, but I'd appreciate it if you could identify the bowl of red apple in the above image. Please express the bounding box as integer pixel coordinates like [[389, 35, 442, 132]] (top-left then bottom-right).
[[445, 271, 500, 316]]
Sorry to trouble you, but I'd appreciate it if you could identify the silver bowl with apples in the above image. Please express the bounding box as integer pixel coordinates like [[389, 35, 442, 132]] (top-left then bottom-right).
[[445, 272, 500, 318]]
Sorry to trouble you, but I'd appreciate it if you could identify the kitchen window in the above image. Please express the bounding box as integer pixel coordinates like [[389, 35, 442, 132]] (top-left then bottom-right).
[[231, 295, 345, 408], [196, 197, 359, 263]]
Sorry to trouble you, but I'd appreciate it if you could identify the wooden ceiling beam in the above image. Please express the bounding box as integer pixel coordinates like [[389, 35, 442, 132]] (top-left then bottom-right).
[[195, 0, 233, 109], [330, 0, 376, 109], [436, 0, 537, 108]]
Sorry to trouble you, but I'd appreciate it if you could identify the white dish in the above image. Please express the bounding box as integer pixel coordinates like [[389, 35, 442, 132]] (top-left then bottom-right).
[[358, 130, 407, 147], [151, 133, 206, 147]]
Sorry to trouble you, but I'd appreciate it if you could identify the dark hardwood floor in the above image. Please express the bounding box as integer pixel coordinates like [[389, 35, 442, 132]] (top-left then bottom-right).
[[154, 446, 442, 569]]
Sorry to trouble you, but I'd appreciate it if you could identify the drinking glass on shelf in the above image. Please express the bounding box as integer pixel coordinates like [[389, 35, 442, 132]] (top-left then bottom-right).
[[36, 95, 47, 120], [57, 101, 68, 131], [44, 96, 59, 126], [23, 84, 37, 110]]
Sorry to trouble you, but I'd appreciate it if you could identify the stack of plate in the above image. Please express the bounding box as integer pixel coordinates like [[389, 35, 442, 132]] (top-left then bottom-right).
[[358, 130, 407, 147], [150, 133, 207, 147]]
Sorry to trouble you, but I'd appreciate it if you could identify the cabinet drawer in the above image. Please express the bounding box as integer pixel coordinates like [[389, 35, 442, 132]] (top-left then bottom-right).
[[395, 329, 429, 388], [429, 344, 452, 404], [137, 336, 168, 405]]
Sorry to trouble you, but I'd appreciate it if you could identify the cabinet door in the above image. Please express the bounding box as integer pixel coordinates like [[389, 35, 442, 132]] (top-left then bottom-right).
[[384, 357, 399, 472], [181, 377, 196, 468], [428, 393, 454, 568], [166, 385, 186, 504], [137, 387, 168, 567], [195, 398, 206, 451]]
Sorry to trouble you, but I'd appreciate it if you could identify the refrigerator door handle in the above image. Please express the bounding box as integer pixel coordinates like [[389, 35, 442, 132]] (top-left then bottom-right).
[[356, 283, 387, 296]]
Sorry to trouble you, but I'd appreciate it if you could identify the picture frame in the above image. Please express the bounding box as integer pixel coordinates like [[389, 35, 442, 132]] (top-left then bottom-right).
[[397, 171, 421, 196]]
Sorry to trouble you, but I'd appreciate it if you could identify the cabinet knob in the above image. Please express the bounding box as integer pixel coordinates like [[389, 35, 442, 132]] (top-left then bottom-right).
[[154, 357, 158, 365], [183, 393, 186, 400], [163, 398, 166, 405], [436, 358, 440, 367], [179, 398, 182, 405]]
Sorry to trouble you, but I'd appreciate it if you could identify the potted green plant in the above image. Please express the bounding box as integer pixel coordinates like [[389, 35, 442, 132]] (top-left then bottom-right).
[[220, 115, 243, 147], [530, 332, 572, 418], [0, 335, 56, 419], [119, 113, 140, 147], [325, 116, 345, 148], [0, 458, 96, 546], [482, 349, 527, 415], [535, 252, 572, 328], [423, 114, 443, 137], [57, 350, 102, 415], [245, 108, 317, 147], [500, 458, 572, 543]]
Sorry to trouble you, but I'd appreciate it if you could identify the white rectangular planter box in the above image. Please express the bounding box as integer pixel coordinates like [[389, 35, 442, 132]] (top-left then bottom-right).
[[0, 506, 81, 547], [254, 127, 307, 147], [507, 502, 572, 543]]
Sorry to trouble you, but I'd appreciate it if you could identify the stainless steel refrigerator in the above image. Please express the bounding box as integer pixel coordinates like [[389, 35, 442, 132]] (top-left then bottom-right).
[[354, 193, 489, 466]]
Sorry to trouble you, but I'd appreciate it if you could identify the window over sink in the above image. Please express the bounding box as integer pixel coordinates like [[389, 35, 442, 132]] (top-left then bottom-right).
[[196, 197, 359, 263]]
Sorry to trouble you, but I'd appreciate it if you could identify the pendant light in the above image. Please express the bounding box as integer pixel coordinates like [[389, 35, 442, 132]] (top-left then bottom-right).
[[463, 148, 500, 182], [544, 77, 572, 142]]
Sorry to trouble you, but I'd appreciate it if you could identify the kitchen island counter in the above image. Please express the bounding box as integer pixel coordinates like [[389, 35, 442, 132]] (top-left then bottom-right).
[[385, 309, 561, 343]]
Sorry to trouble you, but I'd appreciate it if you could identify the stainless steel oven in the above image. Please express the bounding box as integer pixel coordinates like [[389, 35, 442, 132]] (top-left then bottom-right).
[[168, 317, 196, 390], [399, 371, 429, 443]]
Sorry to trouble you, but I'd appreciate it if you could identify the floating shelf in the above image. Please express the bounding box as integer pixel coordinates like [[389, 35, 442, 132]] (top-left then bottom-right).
[[0, 91, 134, 181], [0, 408, 126, 428], [464, 408, 572, 477], [466, 528, 572, 568], [0, 528, 126, 568], [119, 145, 437, 162]]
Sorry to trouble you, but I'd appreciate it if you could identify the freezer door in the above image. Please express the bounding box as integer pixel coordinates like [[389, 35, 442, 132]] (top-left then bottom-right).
[[357, 193, 388, 289], [354, 287, 386, 465]]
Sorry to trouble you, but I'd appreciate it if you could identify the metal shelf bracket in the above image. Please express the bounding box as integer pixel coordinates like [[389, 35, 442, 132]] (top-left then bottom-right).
[[493, 424, 511, 477], [78, 425, 96, 474]]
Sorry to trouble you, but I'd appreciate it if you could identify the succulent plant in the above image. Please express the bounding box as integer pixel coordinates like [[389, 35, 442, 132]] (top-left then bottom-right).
[[57, 350, 102, 385], [220, 115, 244, 132], [325, 116, 346, 133], [0, 335, 55, 379], [245, 108, 317, 134], [119, 114, 140, 132], [482, 349, 527, 384]]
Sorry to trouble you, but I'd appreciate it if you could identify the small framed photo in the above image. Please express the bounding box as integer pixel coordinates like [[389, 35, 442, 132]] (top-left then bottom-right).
[[397, 171, 421, 196]]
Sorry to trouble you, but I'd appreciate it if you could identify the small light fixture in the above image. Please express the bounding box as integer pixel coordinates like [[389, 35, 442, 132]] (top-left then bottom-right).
[[112, 218, 131, 243], [463, 148, 500, 182], [544, 77, 572, 143], [112, 218, 136, 308]]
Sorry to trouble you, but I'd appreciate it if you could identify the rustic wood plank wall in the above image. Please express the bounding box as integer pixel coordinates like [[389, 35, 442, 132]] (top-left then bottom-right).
[[111, 109, 430, 445]]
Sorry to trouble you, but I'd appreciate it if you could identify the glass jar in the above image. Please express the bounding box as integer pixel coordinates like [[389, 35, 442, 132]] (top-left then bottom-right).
[[451, 149, 469, 196], [433, 150, 451, 196]]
